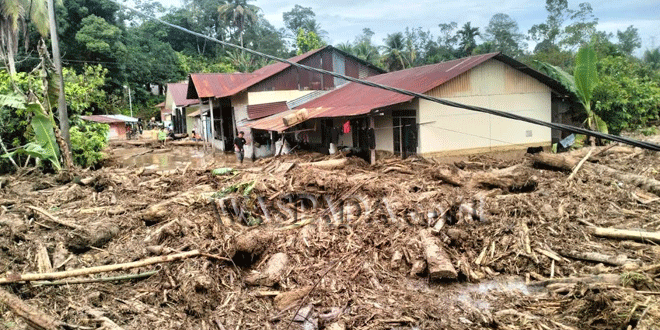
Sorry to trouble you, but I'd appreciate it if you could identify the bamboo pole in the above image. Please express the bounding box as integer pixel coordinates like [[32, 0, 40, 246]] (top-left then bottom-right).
[[592, 227, 660, 243], [33, 270, 158, 286], [0, 250, 199, 284]]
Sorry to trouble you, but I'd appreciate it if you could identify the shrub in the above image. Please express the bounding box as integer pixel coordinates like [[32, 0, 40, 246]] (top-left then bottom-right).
[[70, 121, 109, 168]]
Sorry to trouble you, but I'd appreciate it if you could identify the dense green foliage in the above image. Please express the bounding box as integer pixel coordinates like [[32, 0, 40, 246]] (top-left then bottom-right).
[[69, 121, 108, 168], [593, 56, 660, 134]]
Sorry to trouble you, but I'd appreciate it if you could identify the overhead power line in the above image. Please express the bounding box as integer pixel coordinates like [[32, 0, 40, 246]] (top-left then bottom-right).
[[112, 1, 660, 152]]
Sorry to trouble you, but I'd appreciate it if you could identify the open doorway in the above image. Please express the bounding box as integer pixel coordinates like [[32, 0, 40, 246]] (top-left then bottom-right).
[[393, 110, 417, 158]]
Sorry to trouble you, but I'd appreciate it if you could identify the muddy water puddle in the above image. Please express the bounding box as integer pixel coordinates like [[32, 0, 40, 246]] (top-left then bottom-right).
[[112, 147, 247, 170]]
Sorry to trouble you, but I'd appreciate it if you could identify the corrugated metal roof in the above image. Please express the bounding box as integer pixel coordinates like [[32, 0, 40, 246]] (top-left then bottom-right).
[[167, 83, 199, 107], [295, 53, 499, 117], [187, 73, 259, 99], [186, 47, 329, 100], [81, 115, 125, 124], [241, 107, 330, 132], [105, 114, 139, 123], [295, 53, 572, 117], [247, 101, 289, 120]]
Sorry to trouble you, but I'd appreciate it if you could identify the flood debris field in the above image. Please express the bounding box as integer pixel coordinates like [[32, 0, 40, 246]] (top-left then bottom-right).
[[1, 144, 659, 330]]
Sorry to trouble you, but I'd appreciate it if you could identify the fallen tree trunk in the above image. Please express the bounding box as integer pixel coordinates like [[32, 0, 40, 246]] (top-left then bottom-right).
[[469, 165, 537, 192], [592, 227, 660, 244], [532, 153, 660, 196], [531, 273, 621, 287], [426, 166, 465, 186], [0, 250, 200, 284], [0, 287, 61, 330], [560, 250, 633, 266], [299, 158, 347, 170], [418, 229, 457, 280]]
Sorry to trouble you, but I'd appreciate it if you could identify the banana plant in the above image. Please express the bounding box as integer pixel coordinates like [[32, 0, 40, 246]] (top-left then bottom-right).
[[535, 44, 607, 134], [1, 93, 62, 170]]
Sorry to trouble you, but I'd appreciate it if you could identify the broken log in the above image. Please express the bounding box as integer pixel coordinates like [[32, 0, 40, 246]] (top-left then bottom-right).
[[531, 273, 621, 287], [245, 252, 289, 286], [231, 230, 277, 262], [592, 227, 660, 244], [87, 309, 125, 330], [0, 287, 61, 330], [0, 250, 200, 284], [531, 153, 578, 171], [560, 250, 634, 266], [66, 223, 119, 253], [26, 205, 81, 230], [274, 286, 313, 310], [533, 152, 660, 196], [299, 158, 347, 170], [418, 229, 457, 280], [469, 165, 537, 192], [426, 166, 465, 186]]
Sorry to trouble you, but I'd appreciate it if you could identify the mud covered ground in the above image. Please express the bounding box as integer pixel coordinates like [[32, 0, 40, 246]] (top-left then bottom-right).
[[1, 142, 659, 330]]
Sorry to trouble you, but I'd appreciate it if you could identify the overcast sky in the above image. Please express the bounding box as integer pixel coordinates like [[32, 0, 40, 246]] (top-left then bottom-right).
[[157, 0, 659, 56]]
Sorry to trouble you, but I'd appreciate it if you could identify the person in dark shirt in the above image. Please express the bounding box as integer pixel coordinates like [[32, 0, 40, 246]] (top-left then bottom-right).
[[234, 131, 247, 164]]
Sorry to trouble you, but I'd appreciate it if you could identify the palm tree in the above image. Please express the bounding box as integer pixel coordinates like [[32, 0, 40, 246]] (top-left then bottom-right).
[[218, 0, 260, 49], [381, 32, 408, 72], [0, 0, 49, 75], [457, 22, 480, 56], [335, 42, 353, 54], [353, 41, 380, 65]]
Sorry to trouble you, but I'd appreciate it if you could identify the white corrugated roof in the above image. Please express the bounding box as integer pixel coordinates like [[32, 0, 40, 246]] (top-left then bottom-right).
[[105, 114, 139, 123]]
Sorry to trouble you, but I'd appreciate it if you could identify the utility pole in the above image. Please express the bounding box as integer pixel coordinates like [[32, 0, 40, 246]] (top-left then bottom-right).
[[128, 85, 133, 117], [47, 0, 70, 147]]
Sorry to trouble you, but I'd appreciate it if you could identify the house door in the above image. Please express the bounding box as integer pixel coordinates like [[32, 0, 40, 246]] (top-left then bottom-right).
[[221, 106, 235, 151], [393, 111, 417, 158]]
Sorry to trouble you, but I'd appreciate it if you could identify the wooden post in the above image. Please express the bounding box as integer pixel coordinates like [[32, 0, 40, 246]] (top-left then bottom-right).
[[209, 99, 215, 154], [202, 115, 207, 151], [219, 117, 225, 151], [369, 116, 376, 165]]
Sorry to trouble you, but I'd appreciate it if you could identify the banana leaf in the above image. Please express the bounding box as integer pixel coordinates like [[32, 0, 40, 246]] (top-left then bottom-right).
[[2, 142, 61, 171], [573, 45, 598, 109], [0, 94, 26, 110], [211, 167, 236, 176], [29, 111, 62, 170]]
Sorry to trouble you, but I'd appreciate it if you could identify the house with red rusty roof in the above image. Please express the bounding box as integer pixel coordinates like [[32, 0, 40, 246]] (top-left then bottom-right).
[[185, 45, 385, 153], [164, 83, 205, 136], [81, 114, 139, 140], [243, 52, 573, 160]]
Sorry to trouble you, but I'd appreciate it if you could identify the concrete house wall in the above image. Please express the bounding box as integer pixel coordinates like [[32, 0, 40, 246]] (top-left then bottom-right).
[[416, 59, 552, 157]]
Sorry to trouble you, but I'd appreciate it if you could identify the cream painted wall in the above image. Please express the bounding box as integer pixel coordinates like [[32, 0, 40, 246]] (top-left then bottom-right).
[[164, 91, 175, 112], [232, 92, 256, 157], [185, 105, 199, 135], [248, 90, 314, 106], [418, 59, 552, 155], [334, 118, 352, 147]]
